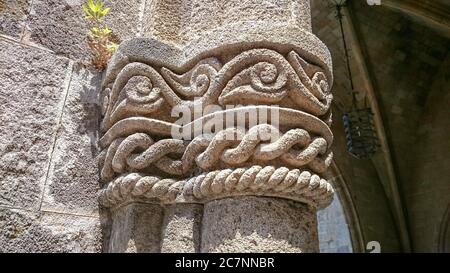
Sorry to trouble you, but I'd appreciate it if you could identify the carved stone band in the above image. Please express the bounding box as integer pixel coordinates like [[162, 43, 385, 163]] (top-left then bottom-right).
[[99, 123, 333, 181], [101, 48, 333, 132], [98, 166, 334, 209]]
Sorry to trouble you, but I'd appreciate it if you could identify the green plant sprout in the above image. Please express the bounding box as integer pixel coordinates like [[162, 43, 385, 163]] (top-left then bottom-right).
[[82, 0, 118, 70]]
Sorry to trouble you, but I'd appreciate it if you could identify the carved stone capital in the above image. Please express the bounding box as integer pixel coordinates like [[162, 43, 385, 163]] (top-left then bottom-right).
[[98, 44, 335, 209], [100, 0, 335, 253]]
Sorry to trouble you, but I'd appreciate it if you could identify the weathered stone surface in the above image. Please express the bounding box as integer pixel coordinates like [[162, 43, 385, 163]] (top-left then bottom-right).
[[25, 0, 87, 59], [108, 203, 164, 253], [0, 0, 30, 38], [25, 0, 142, 60], [142, 0, 189, 45], [144, 0, 312, 45], [161, 204, 203, 253], [0, 39, 70, 209], [103, 0, 143, 40], [41, 64, 101, 215], [201, 196, 319, 253], [0, 208, 101, 253]]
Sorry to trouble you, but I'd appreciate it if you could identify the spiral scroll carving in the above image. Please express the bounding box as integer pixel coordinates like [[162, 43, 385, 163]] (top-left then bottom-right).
[[100, 49, 332, 131]]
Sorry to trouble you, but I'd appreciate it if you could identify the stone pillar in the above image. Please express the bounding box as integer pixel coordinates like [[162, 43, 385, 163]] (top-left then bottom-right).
[[108, 203, 164, 252], [160, 204, 203, 253], [98, 0, 334, 253], [201, 197, 319, 253]]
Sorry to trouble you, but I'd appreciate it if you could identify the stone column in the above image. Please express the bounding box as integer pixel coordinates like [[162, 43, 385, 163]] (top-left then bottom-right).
[[98, 0, 334, 253], [108, 203, 164, 253], [201, 197, 319, 253]]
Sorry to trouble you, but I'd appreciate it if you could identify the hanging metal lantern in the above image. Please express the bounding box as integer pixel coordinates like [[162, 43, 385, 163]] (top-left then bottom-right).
[[334, 1, 379, 159], [343, 107, 379, 159]]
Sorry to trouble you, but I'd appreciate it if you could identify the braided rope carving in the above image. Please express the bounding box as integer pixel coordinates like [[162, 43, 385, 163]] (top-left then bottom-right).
[[100, 124, 333, 180], [196, 124, 333, 172], [98, 166, 334, 209]]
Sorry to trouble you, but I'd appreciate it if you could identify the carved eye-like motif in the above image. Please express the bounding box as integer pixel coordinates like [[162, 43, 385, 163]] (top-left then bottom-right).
[[125, 76, 161, 104], [219, 61, 288, 105], [286, 51, 333, 115], [253, 62, 278, 84], [193, 73, 210, 95], [101, 75, 165, 131], [187, 65, 215, 97], [313, 72, 329, 98], [250, 62, 288, 92], [161, 57, 222, 99]]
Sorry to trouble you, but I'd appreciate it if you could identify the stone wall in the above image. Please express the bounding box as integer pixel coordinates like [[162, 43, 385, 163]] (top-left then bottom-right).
[[0, 0, 148, 252], [0, 38, 102, 252], [1, 0, 206, 252]]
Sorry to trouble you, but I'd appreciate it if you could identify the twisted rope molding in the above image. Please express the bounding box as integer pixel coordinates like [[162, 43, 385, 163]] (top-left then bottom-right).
[[98, 165, 334, 209], [99, 124, 333, 181]]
